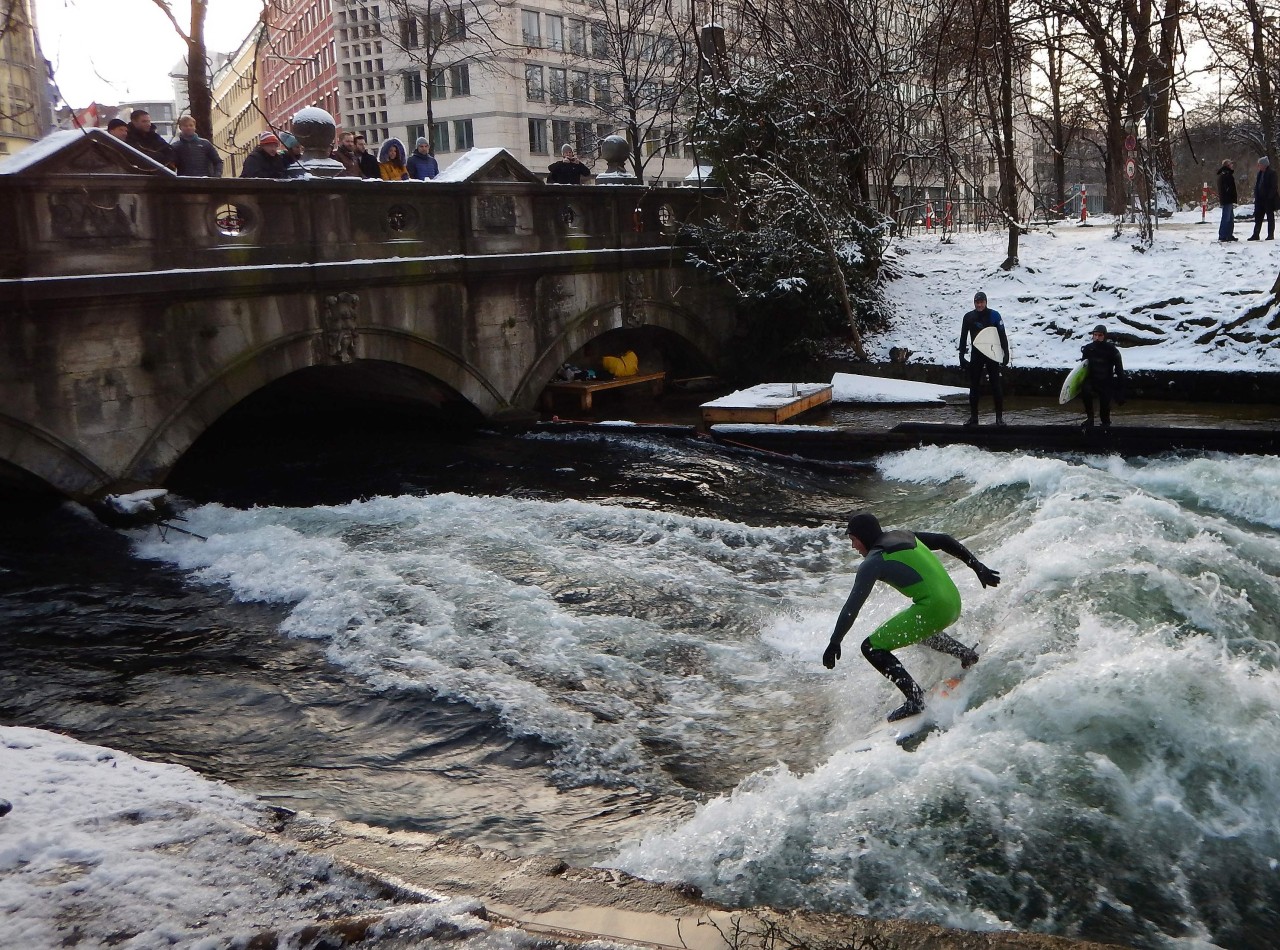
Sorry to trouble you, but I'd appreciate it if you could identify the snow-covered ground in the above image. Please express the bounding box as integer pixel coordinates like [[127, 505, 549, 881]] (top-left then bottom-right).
[[869, 211, 1280, 372], [0, 727, 514, 949]]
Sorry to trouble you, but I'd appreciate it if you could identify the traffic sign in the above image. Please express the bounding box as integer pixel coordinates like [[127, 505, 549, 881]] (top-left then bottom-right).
[[1125, 158, 1136, 180], [1125, 134, 1137, 152]]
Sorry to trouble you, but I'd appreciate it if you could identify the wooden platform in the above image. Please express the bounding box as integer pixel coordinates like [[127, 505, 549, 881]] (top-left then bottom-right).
[[700, 383, 832, 424], [542, 371, 666, 411]]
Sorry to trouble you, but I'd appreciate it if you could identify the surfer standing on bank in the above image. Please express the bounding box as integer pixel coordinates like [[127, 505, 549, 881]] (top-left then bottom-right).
[[958, 291, 1009, 426], [822, 513, 999, 722], [1080, 324, 1125, 430]]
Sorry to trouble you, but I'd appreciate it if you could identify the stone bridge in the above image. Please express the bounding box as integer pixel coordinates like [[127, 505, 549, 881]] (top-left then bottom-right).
[[0, 132, 735, 498]]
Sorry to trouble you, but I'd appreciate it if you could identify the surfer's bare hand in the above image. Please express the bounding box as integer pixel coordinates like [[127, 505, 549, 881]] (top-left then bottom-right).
[[822, 641, 841, 668], [974, 563, 1001, 588]]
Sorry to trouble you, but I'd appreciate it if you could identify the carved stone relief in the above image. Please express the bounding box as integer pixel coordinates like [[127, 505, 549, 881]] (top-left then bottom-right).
[[621, 272, 647, 328], [48, 191, 140, 240], [321, 291, 360, 363]]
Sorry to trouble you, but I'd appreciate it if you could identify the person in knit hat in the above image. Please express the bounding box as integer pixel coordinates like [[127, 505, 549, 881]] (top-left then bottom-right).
[[822, 512, 999, 723], [239, 132, 292, 179], [406, 136, 439, 180], [1248, 156, 1277, 240]]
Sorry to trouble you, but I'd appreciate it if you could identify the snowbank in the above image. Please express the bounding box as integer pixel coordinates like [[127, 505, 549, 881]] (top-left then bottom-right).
[[830, 373, 966, 403], [872, 212, 1280, 372]]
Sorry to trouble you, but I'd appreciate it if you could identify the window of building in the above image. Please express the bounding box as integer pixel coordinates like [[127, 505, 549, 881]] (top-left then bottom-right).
[[522, 10, 541, 47], [528, 118, 548, 154], [407, 122, 425, 144], [591, 22, 610, 58], [447, 5, 466, 40], [453, 118, 474, 150], [546, 15, 564, 51], [552, 119, 571, 151], [567, 19, 586, 55], [644, 127, 662, 156], [433, 122, 450, 153], [665, 129, 682, 158], [570, 70, 589, 104], [403, 70, 422, 102], [592, 72, 611, 106], [574, 121, 593, 154], [430, 69, 447, 98], [596, 123, 613, 146], [549, 68, 567, 104], [525, 64, 545, 101], [450, 64, 470, 96]]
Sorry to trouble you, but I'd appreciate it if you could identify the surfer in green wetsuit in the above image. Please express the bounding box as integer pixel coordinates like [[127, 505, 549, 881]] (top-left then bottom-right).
[[822, 512, 1000, 722]]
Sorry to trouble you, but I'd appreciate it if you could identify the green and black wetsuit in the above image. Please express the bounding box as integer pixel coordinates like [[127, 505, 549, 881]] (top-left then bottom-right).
[[831, 529, 981, 710]]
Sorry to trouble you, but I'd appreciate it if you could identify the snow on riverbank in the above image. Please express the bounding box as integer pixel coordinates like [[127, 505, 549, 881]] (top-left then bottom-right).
[[868, 211, 1280, 372], [0, 727, 494, 948]]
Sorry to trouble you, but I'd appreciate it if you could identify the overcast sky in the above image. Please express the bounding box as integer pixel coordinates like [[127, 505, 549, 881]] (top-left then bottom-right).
[[33, 0, 265, 107]]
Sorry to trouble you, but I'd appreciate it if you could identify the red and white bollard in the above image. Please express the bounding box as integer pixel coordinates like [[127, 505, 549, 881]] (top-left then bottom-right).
[[925, 201, 934, 229], [1080, 184, 1088, 223], [1201, 182, 1208, 223], [945, 200, 953, 229]]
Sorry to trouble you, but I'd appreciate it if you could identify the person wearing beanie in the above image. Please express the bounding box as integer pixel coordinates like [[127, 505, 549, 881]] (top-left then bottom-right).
[[106, 118, 128, 140], [957, 290, 1010, 426], [547, 143, 593, 184], [1248, 156, 1278, 240], [1216, 159, 1238, 242], [406, 136, 440, 180], [239, 132, 292, 179], [1079, 324, 1125, 430], [822, 512, 1000, 723]]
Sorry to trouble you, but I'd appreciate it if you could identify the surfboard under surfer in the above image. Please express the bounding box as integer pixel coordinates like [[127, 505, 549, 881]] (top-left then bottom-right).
[[958, 291, 1010, 426], [822, 513, 1000, 722]]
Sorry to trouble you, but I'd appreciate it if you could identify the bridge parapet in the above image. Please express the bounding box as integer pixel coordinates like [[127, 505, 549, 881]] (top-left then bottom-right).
[[0, 132, 736, 498]]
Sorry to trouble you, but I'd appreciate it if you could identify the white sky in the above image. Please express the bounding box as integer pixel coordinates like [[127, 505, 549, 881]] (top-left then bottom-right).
[[33, 0, 266, 107]]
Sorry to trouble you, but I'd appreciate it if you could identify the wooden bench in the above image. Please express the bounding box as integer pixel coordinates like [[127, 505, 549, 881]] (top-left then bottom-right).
[[542, 371, 667, 411]]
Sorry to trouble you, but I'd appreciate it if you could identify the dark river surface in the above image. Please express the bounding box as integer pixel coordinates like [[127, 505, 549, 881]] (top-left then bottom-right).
[[3, 394, 1279, 949]]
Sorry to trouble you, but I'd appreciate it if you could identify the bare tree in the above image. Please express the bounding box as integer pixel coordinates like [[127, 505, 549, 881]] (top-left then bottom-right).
[[1196, 0, 1279, 158], [144, 0, 214, 137]]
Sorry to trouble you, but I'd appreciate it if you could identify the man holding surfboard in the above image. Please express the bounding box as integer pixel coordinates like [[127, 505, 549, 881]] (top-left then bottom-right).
[[1079, 325, 1125, 429], [958, 292, 1009, 426], [822, 513, 999, 723]]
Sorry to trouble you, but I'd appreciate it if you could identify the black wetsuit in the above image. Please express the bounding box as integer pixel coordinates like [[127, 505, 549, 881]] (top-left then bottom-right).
[[1080, 339, 1124, 425], [958, 308, 1009, 420]]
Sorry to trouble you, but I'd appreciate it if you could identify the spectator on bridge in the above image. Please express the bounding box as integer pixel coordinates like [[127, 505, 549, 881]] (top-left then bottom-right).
[[547, 144, 593, 184], [1247, 156, 1278, 241], [407, 137, 439, 180], [352, 135, 380, 178], [125, 109, 175, 168], [106, 118, 128, 140], [239, 132, 292, 180], [171, 115, 224, 178], [331, 131, 362, 176], [1216, 159, 1237, 242], [378, 138, 409, 180]]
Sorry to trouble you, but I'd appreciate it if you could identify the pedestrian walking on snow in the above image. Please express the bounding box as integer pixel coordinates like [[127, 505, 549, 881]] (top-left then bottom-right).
[[1216, 159, 1237, 242]]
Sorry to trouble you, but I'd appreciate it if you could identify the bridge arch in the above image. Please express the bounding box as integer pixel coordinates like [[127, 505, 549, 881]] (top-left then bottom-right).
[[512, 297, 723, 408], [0, 415, 113, 497], [125, 331, 507, 486]]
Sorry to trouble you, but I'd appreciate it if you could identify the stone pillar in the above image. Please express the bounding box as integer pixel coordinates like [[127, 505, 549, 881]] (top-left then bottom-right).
[[290, 107, 346, 179], [595, 135, 638, 184]]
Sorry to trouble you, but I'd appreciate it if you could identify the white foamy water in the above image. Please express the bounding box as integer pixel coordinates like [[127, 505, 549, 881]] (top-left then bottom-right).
[[134, 446, 1280, 947]]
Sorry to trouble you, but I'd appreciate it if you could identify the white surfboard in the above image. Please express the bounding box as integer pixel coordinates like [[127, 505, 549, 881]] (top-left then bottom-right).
[[972, 326, 1006, 363], [1059, 360, 1088, 404], [852, 671, 970, 752]]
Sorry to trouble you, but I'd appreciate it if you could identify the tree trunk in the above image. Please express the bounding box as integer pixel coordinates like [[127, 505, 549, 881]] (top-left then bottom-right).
[[997, 0, 1019, 270], [186, 0, 213, 138]]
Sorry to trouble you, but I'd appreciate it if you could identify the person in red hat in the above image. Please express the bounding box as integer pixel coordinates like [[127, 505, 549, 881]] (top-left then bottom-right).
[[239, 131, 292, 179]]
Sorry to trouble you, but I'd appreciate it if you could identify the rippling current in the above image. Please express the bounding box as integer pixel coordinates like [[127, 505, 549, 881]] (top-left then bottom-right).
[[3, 430, 1279, 949]]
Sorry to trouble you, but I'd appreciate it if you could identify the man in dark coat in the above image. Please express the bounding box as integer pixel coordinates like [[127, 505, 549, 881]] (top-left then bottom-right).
[[547, 144, 593, 184], [125, 109, 174, 167], [1247, 156, 1277, 240], [1080, 324, 1124, 430], [352, 134, 380, 178], [1216, 159, 1237, 242], [239, 133, 292, 179], [330, 131, 362, 176], [171, 115, 224, 177]]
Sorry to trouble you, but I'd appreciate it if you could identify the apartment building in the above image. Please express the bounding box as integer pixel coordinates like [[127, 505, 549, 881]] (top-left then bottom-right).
[[211, 24, 270, 177], [333, 0, 695, 183], [0, 0, 50, 158], [262, 0, 341, 129]]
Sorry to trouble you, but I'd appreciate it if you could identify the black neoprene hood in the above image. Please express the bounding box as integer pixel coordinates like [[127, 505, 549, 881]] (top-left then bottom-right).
[[846, 513, 884, 546]]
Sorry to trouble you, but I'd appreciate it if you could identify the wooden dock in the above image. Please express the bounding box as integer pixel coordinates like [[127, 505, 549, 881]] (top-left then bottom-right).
[[700, 383, 832, 425], [542, 371, 666, 411]]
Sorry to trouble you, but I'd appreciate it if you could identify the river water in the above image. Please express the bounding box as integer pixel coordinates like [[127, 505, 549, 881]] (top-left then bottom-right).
[[3, 420, 1279, 949]]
